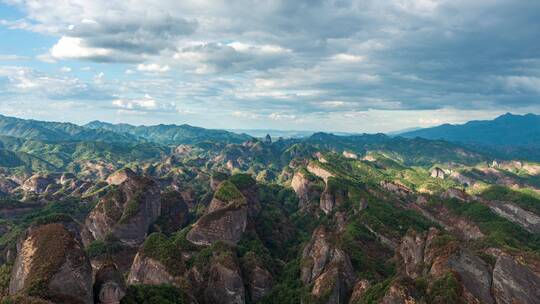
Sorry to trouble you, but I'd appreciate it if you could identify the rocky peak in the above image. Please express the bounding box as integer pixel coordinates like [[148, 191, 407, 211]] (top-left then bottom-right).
[[430, 167, 445, 179], [105, 168, 136, 186], [186, 180, 248, 246], [301, 226, 356, 303], [307, 163, 334, 184], [21, 174, 53, 194], [342, 151, 358, 159], [94, 262, 126, 304], [9, 222, 93, 304], [84, 174, 161, 246]]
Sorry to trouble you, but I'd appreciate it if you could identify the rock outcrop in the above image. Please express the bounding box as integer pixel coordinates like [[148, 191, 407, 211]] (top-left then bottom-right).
[[291, 170, 324, 210], [21, 174, 53, 194], [127, 252, 179, 287], [105, 168, 136, 186], [205, 253, 245, 304], [342, 151, 358, 159], [441, 187, 470, 202], [301, 227, 356, 303], [94, 262, 126, 304], [430, 167, 445, 179], [155, 190, 189, 235], [241, 252, 273, 302], [484, 200, 540, 233], [9, 223, 93, 304], [187, 181, 247, 246], [492, 253, 540, 304], [348, 279, 370, 304], [394, 228, 494, 304], [307, 163, 334, 184], [84, 175, 161, 246]]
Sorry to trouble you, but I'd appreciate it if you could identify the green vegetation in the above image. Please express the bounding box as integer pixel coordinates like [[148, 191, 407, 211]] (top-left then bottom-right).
[[141, 231, 198, 277], [121, 284, 188, 304], [86, 234, 124, 259], [426, 272, 463, 304], [438, 199, 540, 253], [259, 259, 309, 304], [214, 180, 245, 203], [481, 185, 540, 215], [0, 264, 11, 298], [356, 278, 393, 304], [229, 173, 256, 190], [340, 217, 395, 280]]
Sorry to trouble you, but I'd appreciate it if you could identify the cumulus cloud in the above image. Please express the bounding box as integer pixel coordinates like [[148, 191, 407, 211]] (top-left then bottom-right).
[[137, 63, 170, 73], [0, 66, 110, 100], [111, 94, 177, 112]]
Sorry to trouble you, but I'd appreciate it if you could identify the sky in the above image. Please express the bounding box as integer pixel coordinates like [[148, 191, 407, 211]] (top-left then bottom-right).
[[0, 0, 539, 133]]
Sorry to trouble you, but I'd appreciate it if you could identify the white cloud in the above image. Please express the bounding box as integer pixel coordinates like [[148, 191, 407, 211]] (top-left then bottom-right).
[[331, 53, 365, 63], [136, 63, 170, 73], [60, 66, 72, 73], [50, 36, 111, 60], [112, 95, 158, 110]]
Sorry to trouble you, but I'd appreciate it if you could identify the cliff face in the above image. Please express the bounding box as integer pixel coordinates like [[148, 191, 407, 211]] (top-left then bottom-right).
[[127, 252, 179, 287], [9, 223, 93, 304], [84, 174, 161, 246], [205, 253, 246, 304], [94, 262, 126, 304], [187, 181, 248, 246], [301, 227, 356, 304], [389, 228, 540, 304]]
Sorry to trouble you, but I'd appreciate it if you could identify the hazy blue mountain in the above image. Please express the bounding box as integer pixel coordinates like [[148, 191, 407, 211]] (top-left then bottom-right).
[[85, 120, 252, 145], [400, 113, 540, 160]]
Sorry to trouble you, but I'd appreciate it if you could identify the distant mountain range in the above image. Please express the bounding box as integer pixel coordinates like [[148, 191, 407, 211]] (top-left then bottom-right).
[[400, 113, 540, 160], [0, 115, 250, 145]]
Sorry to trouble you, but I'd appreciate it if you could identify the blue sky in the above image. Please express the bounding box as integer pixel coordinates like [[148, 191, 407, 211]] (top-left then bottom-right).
[[0, 0, 539, 132]]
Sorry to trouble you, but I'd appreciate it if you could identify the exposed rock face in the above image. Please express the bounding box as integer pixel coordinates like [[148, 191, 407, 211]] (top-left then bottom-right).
[[484, 200, 540, 233], [0, 177, 18, 194], [301, 227, 356, 303], [21, 175, 53, 194], [156, 191, 189, 235], [187, 181, 247, 246], [85, 175, 161, 246], [348, 279, 371, 304], [319, 185, 348, 215], [105, 168, 136, 186], [307, 163, 334, 184], [205, 254, 245, 304], [60, 173, 76, 185], [246, 266, 272, 302], [291, 171, 313, 208], [395, 228, 495, 304], [398, 229, 430, 279], [441, 187, 470, 202], [446, 250, 493, 304], [342, 151, 358, 159], [9, 223, 93, 304], [492, 254, 540, 304], [380, 281, 416, 304], [411, 204, 484, 241], [127, 252, 178, 287], [430, 167, 445, 179], [94, 262, 126, 304], [380, 180, 412, 197]]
